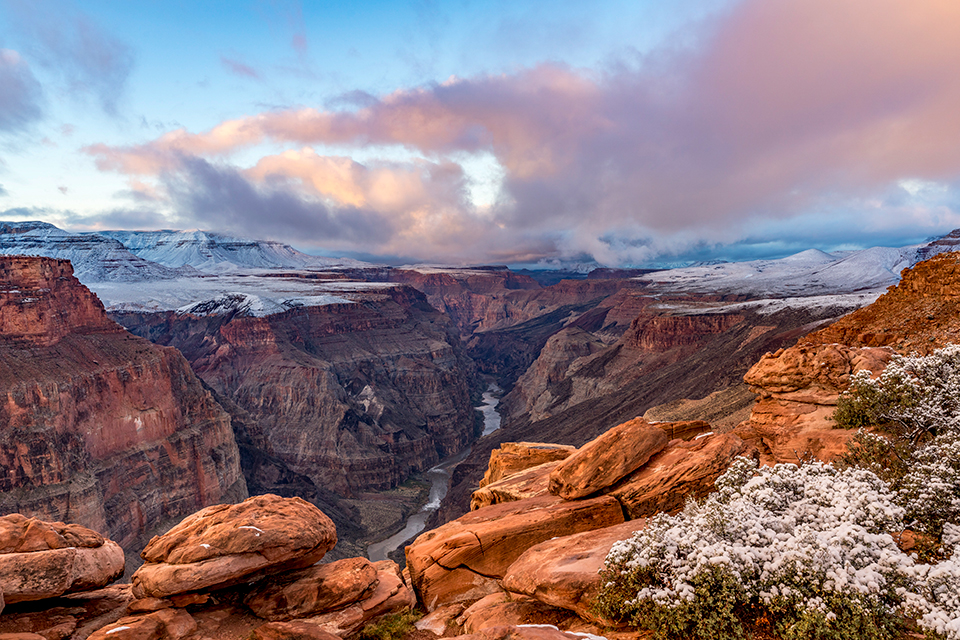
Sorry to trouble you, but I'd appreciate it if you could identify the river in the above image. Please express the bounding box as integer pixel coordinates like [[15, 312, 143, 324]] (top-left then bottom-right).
[[366, 383, 502, 562]]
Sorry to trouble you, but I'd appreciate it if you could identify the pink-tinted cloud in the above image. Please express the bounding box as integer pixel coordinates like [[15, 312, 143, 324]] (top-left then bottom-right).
[[83, 0, 960, 264], [220, 56, 261, 80]]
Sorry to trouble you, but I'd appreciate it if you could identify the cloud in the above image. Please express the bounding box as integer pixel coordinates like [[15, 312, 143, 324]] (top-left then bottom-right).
[[2, 0, 133, 115], [83, 0, 960, 264], [0, 49, 44, 132], [0, 184, 8, 197], [221, 56, 261, 80]]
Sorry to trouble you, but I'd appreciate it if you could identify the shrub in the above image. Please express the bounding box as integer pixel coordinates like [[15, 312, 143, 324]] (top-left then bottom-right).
[[835, 345, 960, 544], [355, 609, 422, 640], [597, 458, 960, 640], [833, 344, 960, 441]]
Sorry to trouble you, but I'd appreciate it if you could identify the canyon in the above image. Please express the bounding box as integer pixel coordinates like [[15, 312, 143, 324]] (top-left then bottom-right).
[[0, 256, 246, 558], [1, 222, 959, 638]]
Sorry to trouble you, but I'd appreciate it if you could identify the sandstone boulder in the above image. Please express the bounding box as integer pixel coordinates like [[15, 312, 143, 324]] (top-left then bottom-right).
[[503, 518, 648, 623], [250, 621, 340, 640], [739, 344, 893, 464], [0, 516, 124, 604], [300, 560, 416, 637], [132, 494, 336, 598], [406, 494, 624, 611], [548, 418, 670, 500], [744, 343, 892, 404], [244, 556, 379, 621], [470, 461, 559, 511], [479, 443, 575, 488], [457, 592, 576, 634], [87, 608, 197, 640], [609, 432, 757, 519], [459, 625, 604, 640]]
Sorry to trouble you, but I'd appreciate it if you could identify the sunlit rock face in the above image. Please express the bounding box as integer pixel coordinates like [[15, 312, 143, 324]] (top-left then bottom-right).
[[0, 256, 246, 552], [113, 283, 479, 496], [736, 252, 960, 464]]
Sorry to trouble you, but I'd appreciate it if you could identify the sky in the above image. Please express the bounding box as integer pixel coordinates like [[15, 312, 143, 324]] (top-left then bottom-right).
[[2, 0, 960, 267]]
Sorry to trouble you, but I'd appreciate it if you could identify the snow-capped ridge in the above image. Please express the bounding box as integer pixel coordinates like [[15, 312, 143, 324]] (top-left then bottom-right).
[[0, 221, 184, 283], [98, 229, 366, 273]]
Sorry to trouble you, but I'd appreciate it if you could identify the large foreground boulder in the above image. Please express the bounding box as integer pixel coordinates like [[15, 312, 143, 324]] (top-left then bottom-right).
[[470, 461, 559, 511], [132, 494, 336, 598], [406, 494, 624, 611], [608, 432, 756, 518], [503, 518, 649, 623], [548, 418, 670, 500], [0, 514, 124, 604], [479, 443, 575, 488]]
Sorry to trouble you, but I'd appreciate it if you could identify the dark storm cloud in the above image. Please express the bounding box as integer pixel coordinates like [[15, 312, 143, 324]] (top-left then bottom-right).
[[162, 156, 399, 246]]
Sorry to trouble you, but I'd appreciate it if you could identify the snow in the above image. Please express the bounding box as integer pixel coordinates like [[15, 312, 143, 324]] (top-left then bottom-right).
[[638, 245, 921, 297], [0, 221, 184, 282], [97, 229, 367, 272], [88, 274, 394, 315]]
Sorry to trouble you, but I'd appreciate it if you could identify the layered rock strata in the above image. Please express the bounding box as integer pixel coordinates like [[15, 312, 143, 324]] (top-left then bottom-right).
[[0, 257, 245, 551], [113, 284, 477, 497]]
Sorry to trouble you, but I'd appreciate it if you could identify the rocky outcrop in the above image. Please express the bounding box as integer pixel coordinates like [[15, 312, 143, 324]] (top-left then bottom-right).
[[502, 518, 649, 624], [0, 257, 245, 552], [244, 557, 378, 621], [804, 252, 960, 353], [547, 418, 669, 500], [608, 432, 756, 518], [132, 495, 337, 599], [0, 515, 124, 604], [470, 461, 559, 511], [296, 560, 416, 636], [113, 284, 477, 498], [734, 254, 960, 465], [406, 494, 624, 611], [737, 344, 893, 464], [478, 442, 575, 488]]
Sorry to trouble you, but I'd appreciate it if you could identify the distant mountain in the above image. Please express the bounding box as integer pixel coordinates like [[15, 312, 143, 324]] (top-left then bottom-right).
[[97, 229, 366, 273], [639, 244, 919, 297], [0, 221, 183, 282]]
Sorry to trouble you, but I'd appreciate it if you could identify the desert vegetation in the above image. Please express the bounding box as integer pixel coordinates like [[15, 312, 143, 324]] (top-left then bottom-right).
[[597, 344, 960, 640]]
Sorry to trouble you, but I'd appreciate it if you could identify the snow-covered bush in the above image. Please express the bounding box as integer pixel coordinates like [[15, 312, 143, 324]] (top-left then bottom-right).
[[596, 458, 960, 640], [835, 345, 960, 544], [834, 343, 960, 440]]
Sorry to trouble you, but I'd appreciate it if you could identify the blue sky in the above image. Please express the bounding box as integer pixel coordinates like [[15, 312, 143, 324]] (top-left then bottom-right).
[[2, 0, 960, 266]]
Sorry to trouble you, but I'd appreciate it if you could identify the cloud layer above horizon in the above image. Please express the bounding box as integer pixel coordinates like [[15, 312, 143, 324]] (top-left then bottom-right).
[[6, 0, 960, 265]]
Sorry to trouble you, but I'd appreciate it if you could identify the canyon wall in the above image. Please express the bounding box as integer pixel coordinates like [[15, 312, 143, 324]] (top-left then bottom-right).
[[113, 284, 479, 498], [0, 257, 246, 552], [436, 295, 858, 524]]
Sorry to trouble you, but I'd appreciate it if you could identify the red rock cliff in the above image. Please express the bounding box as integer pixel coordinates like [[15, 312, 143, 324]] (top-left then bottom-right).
[[113, 284, 478, 496], [0, 257, 246, 551]]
